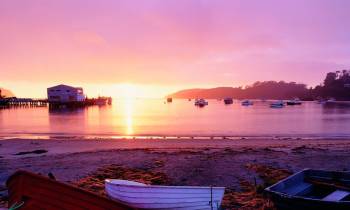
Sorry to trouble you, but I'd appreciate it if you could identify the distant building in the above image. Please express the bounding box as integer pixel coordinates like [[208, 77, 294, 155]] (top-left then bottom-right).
[[47, 84, 85, 103]]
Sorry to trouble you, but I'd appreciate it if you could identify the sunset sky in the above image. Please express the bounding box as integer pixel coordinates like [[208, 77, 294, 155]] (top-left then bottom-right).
[[1, 0, 350, 98]]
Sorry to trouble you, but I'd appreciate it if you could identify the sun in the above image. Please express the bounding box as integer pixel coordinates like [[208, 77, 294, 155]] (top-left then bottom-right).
[[104, 83, 175, 99]]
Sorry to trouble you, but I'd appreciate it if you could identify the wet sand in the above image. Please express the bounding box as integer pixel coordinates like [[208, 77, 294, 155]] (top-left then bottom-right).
[[1, 138, 350, 209]]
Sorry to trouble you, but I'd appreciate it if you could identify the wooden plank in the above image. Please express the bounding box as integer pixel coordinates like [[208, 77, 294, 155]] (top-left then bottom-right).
[[323, 190, 350, 201], [283, 182, 312, 196], [305, 177, 350, 191]]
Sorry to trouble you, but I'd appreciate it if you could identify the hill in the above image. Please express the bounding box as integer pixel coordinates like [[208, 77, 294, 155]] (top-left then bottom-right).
[[167, 81, 309, 100], [0, 87, 15, 98]]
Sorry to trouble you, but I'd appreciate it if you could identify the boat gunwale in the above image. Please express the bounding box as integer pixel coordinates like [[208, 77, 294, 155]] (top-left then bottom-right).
[[265, 168, 350, 203], [106, 188, 224, 200], [105, 179, 225, 190], [106, 187, 224, 201]]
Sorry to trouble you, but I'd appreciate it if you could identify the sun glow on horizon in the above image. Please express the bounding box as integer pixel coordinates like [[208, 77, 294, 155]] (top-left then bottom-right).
[[114, 83, 140, 99], [102, 83, 180, 99], [0, 81, 185, 99]]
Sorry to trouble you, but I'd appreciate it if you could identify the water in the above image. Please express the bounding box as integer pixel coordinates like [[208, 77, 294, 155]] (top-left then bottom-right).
[[1, 99, 350, 139]]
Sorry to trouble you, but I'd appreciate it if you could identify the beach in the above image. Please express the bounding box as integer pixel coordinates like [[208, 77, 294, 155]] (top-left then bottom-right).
[[1, 138, 350, 209]]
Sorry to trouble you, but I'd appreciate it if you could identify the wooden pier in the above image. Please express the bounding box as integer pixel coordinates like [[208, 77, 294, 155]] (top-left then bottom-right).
[[0, 98, 48, 108], [0, 96, 112, 109]]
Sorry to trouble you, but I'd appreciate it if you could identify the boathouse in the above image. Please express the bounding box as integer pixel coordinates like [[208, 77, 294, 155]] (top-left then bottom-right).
[[47, 84, 85, 103]]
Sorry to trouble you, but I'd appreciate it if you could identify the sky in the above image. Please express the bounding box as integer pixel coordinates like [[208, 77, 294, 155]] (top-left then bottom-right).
[[1, 0, 350, 98]]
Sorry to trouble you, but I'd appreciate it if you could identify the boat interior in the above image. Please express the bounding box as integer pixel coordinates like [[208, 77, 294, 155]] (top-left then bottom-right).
[[267, 169, 350, 202]]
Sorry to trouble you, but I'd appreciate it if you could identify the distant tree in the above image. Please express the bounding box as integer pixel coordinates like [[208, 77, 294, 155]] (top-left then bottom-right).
[[311, 69, 350, 100], [169, 70, 350, 100], [324, 72, 337, 87]]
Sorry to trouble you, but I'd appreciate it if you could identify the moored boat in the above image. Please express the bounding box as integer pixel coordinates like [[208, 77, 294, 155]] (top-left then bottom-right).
[[265, 169, 350, 210], [324, 98, 336, 105], [241, 100, 253, 106], [286, 98, 302, 105], [270, 100, 284, 108], [317, 99, 327, 104], [223, 98, 233, 105], [167, 98, 173, 103], [95, 97, 108, 105], [195, 99, 208, 107], [6, 170, 131, 210], [106, 179, 225, 210]]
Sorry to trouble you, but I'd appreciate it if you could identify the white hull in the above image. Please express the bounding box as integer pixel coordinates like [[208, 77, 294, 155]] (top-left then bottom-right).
[[270, 100, 284, 108], [105, 180, 225, 210]]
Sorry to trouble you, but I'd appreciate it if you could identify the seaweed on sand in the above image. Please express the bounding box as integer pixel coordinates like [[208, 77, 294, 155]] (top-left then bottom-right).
[[73, 164, 171, 196]]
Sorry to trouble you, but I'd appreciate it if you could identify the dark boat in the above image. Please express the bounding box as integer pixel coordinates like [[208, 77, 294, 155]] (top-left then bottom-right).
[[6, 170, 133, 210], [167, 98, 172, 103], [194, 99, 208, 107], [265, 169, 350, 210], [223, 98, 233, 105]]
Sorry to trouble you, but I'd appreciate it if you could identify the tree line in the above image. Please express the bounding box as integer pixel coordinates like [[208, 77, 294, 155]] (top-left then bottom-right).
[[311, 70, 350, 100], [168, 70, 350, 100]]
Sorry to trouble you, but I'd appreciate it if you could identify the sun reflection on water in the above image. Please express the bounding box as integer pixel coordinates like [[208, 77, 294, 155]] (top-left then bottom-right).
[[123, 98, 134, 135]]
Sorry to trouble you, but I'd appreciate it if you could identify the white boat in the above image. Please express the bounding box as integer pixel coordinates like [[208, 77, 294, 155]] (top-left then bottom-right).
[[241, 100, 253, 106], [105, 179, 225, 210], [194, 99, 208, 107], [316, 99, 327, 104], [325, 98, 336, 105], [286, 98, 302, 105], [270, 100, 284, 108], [327, 98, 336, 102]]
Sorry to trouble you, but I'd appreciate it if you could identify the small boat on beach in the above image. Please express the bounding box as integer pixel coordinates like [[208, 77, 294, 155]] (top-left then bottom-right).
[[167, 98, 173, 103], [241, 100, 253, 106], [195, 98, 208, 107], [6, 170, 131, 210], [106, 179, 225, 210], [270, 100, 284, 108], [223, 98, 233, 105], [265, 169, 350, 210]]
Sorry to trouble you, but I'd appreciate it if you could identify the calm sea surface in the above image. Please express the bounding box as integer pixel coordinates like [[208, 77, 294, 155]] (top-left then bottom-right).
[[1, 99, 350, 139]]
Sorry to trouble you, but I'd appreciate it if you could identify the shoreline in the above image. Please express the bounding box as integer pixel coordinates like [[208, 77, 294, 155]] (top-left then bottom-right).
[[2, 137, 350, 158], [2, 134, 350, 141]]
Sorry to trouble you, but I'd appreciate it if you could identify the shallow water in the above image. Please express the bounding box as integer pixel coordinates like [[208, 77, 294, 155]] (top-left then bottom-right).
[[1, 99, 350, 138]]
